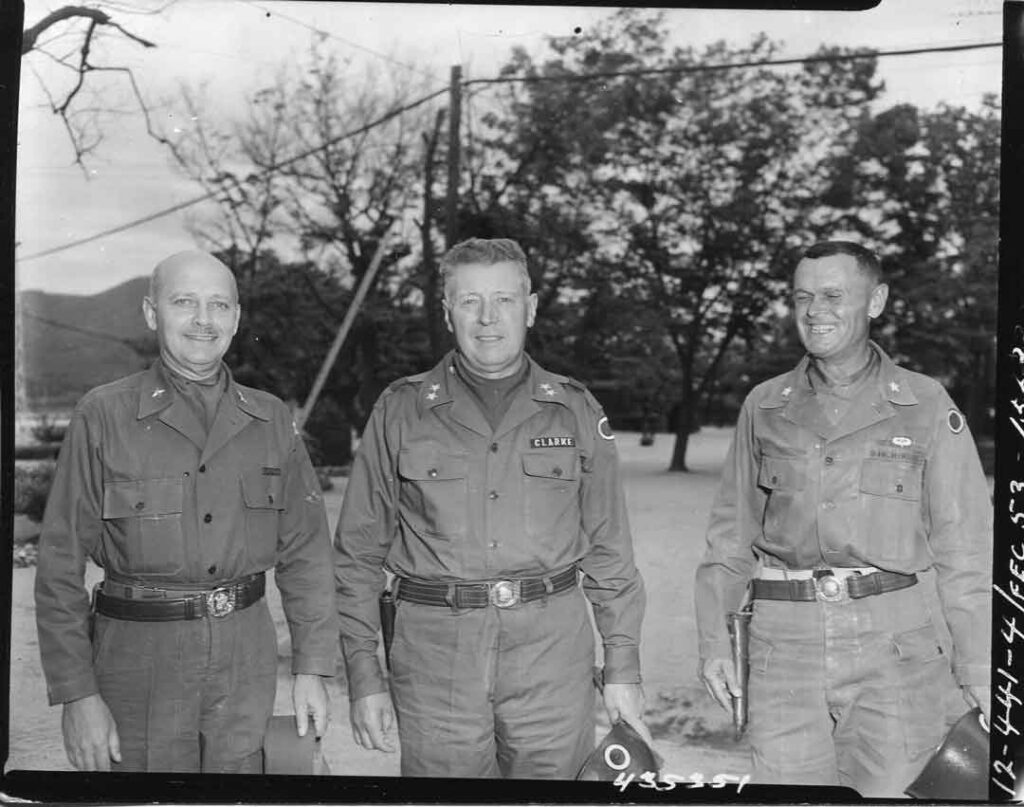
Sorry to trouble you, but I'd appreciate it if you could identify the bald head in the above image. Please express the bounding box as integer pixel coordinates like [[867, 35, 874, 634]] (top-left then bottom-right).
[[143, 250, 241, 381], [149, 250, 238, 304]]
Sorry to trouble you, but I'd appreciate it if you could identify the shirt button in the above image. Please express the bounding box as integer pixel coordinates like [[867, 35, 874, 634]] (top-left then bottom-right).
[[183, 471, 190, 478], [552, 467, 563, 477], [771, 475, 778, 484], [489, 542, 498, 549], [824, 456, 834, 465], [134, 501, 145, 511], [268, 494, 274, 504], [489, 490, 499, 500], [896, 483, 904, 493], [208, 565, 217, 575], [490, 443, 499, 453], [203, 513, 213, 523], [199, 464, 207, 473], [428, 468, 438, 478]]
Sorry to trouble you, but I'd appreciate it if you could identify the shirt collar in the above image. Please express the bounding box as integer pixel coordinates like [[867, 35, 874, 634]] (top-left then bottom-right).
[[758, 341, 917, 410], [417, 351, 569, 414], [137, 360, 270, 421]]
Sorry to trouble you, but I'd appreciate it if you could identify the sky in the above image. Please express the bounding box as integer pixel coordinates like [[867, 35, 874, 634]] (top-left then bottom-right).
[[15, 0, 1005, 296]]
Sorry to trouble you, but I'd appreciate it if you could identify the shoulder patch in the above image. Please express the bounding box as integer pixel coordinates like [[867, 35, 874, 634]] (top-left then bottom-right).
[[597, 416, 615, 441], [947, 408, 965, 434]]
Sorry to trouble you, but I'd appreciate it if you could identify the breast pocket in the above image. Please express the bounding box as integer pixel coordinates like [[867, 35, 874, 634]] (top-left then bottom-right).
[[397, 450, 469, 537], [103, 478, 185, 575], [522, 451, 581, 539], [859, 458, 924, 563], [756, 455, 807, 544], [241, 470, 285, 568]]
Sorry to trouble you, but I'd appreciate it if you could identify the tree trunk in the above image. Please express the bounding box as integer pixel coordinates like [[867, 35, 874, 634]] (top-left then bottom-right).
[[668, 397, 694, 472]]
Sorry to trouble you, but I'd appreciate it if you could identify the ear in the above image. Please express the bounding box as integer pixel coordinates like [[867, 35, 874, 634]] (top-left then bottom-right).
[[868, 283, 889, 320], [231, 305, 241, 337], [142, 297, 158, 332], [526, 293, 538, 328]]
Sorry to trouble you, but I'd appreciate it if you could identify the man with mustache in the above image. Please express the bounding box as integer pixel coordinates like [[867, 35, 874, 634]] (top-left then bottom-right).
[[696, 241, 992, 797], [35, 250, 337, 772], [335, 238, 648, 778]]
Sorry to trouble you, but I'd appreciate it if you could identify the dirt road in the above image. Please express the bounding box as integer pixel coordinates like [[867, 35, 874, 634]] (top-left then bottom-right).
[[7, 428, 751, 778]]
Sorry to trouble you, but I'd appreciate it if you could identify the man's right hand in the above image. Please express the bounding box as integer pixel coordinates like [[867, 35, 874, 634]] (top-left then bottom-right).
[[62, 693, 121, 771], [699, 657, 739, 712], [349, 692, 396, 753]]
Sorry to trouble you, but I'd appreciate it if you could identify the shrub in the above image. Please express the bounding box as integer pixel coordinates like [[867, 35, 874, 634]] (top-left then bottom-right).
[[30, 416, 68, 445], [14, 463, 56, 523]]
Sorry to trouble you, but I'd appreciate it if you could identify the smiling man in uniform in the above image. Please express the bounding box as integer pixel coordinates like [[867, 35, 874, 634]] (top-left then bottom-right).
[[334, 237, 648, 778], [696, 240, 992, 797], [35, 250, 336, 772]]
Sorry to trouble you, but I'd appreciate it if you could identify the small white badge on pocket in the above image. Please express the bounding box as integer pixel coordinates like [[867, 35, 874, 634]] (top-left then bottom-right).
[[892, 436, 912, 448]]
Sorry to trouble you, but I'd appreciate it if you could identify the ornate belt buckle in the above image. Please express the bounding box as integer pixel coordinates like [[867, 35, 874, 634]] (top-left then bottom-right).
[[489, 580, 521, 608], [206, 586, 236, 617], [814, 572, 846, 603]]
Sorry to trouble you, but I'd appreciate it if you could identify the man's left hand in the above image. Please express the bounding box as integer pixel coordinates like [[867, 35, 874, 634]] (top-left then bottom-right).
[[293, 674, 329, 738], [603, 682, 654, 747], [964, 684, 991, 724]]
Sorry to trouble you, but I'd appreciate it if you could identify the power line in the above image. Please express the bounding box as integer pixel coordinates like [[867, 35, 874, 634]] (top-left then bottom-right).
[[17, 84, 450, 263], [239, 0, 437, 82], [18, 38, 1001, 264], [462, 40, 1002, 87], [21, 310, 147, 348]]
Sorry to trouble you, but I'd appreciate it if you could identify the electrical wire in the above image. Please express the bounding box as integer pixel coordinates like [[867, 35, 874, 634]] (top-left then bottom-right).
[[17, 38, 1002, 263]]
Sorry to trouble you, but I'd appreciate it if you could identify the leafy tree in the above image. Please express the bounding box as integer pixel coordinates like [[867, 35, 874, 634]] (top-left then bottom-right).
[[471, 9, 883, 469], [818, 97, 999, 434]]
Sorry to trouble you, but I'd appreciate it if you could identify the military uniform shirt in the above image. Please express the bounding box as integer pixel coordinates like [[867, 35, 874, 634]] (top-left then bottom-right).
[[695, 343, 992, 687], [335, 351, 646, 701], [35, 361, 338, 705]]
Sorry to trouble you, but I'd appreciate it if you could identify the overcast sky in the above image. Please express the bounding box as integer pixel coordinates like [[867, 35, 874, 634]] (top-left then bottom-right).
[[16, 0, 1004, 296]]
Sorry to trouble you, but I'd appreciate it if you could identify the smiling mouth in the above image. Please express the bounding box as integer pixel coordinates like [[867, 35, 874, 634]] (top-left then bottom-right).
[[186, 333, 218, 341], [476, 335, 503, 342], [807, 325, 837, 335]]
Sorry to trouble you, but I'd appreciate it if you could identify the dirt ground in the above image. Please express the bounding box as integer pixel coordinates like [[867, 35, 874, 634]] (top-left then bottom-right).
[[6, 429, 762, 777]]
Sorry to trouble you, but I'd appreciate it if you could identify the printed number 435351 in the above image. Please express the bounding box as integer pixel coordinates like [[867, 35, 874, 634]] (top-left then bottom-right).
[[613, 771, 751, 792]]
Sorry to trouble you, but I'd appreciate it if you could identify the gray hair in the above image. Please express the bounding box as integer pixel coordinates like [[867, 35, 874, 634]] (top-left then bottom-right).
[[440, 238, 531, 299]]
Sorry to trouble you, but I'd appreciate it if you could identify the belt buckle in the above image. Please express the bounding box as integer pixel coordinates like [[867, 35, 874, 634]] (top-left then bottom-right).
[[489, 580, 521, 608], [814, 572, 846, 603], [206, 586, 236, 617]]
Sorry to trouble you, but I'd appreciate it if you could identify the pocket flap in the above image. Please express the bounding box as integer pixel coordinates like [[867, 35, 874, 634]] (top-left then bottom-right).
[[103, 478, 184, 519], [860, 458, 923, 500], [241, 470, 285, 510], [398, 450, 468, 481], [522, 452, 579, 481], [757, 456, 806, 491]]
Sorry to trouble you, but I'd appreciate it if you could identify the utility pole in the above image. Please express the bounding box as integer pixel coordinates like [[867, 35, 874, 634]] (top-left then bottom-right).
[[445, 65, 462, 249], [294, 236, 390, 431]]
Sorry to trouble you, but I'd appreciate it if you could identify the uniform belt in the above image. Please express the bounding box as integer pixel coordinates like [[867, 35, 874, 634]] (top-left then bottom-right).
[[94, 572, 265, 621], [396, 565, 578, 609], [751, 569, 917, 603]]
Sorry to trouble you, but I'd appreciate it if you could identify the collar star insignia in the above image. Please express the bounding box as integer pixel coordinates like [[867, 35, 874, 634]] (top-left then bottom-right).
[[781, 386, 792, 398], [238, 390, 247, 403], [540, 382, 556, 397], [426, 383, 440, 401], [889, 381, 900, 394], [152, 388, 165, 398]]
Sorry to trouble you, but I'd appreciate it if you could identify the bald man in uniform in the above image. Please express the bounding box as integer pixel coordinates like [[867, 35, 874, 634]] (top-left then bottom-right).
[[35, 250, 337, 773]]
